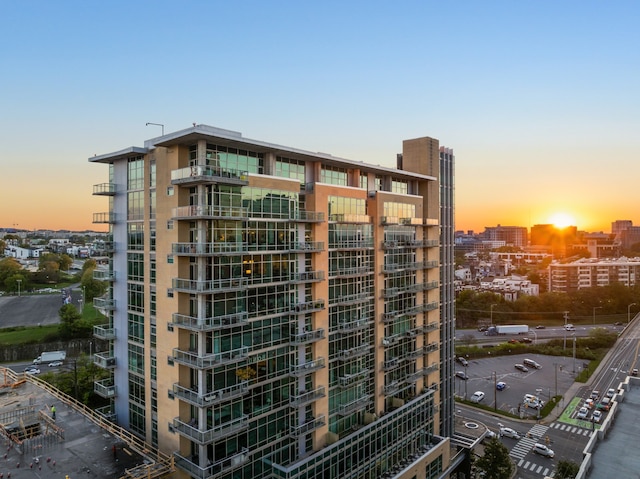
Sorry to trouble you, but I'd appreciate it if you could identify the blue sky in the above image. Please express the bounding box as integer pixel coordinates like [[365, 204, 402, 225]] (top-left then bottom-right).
[[1, 1, 639, 231]]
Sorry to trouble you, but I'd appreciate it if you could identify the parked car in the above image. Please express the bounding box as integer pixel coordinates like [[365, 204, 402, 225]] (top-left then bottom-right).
[[457, 357, 469, 367], [48, 361, 63, 367], [592, 410, 603, 423], [577, 407, 589, 419], [584, 398, 595, 409], [455, 371, 469, 380], [496, 381, 506, 391], [470, 391, 485, 403], [514, 364, 529, 372], [499, 427, 520, 439], [483, 429, 497, 441], [532, 443, 555, 458]]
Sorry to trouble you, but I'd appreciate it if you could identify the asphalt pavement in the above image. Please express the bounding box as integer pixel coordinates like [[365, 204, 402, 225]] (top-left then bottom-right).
[[0, 291, 78, 328]]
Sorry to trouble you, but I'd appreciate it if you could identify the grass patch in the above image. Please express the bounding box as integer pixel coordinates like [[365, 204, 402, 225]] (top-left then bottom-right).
[[0, 325, 59, 346]]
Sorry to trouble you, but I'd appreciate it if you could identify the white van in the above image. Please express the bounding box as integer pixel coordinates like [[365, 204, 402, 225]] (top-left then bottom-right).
[[523, 358, 542, 369]]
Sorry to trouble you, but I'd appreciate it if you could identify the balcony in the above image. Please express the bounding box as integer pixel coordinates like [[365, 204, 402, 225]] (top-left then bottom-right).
[[174, 448, 249, 479], [381, 311, 398, 323], [290, 358, 326, 377], [290, 415, 326, 437], [380, 216, 399, 225], [331, 292, 372, 307], [383, 358, 400, 371], [93, 269, 115, 281], [400, 217, 424, 226], [94, 352, 116, 369], [171, 165, 249, 186], [93, 183, 117, 196], [172, 346, 249, 369], [424, 342, 439, 353], [289, 242, 324, 253], [328, 214, 371, 224], [173, 415, 249, 445], [290, 271, 325, 283], [329, 239, 374, 250], [173, 242, 247, 256], [94, 378, 116, 398], [338, 369, 369, 388], [93, 324, 116, 340], [405, 302, 439, 315], [381, 335, 399, 347], [381, 240, 399, 250], [422, 363, 439, 375], [337, 319, 371, 334], [329, 266, 372, 278], [93, 212, 115, 224], [95, 405, 117, 422], [383, 381, 402, 395], [172, 278, 245, 294], [173, 382, 249, 408], [292, 300, 325, 314], [425, 218, 439, 226], [170, 312, 248, 331], [93, 297, 115, 311], [336, 345, 369, 361], [336, 396, 371, 416], [290, 329, 325, 345], [172, 205, 249, 221], [289, 386, 326, 408], [290, 211, 324, 222], [422, 321, 439, 333]]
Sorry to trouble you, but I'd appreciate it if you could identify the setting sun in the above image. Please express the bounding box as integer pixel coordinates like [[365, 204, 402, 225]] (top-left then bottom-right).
[[548, 212, 576, 228]]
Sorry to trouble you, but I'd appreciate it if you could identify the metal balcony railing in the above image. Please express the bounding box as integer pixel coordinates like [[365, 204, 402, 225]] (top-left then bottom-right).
[[173, 242, 247, 255], [174, 448, 250, 479], [92, 212, 116, 224], [93, 269, 115, 281], [93, 324, 115, 340], [93, 297, 116, 311], [290, 211, 324, 222], [172, 278, 245, 294], [329, 266, 372, 278], [383, 358, 400, 371], [173, 415, 249, 445], [290, 271, 325, 283], [171, 165, 249, 186], [331, 292, 372, 307], [422, 363, 439, 375], [95, 405, 117, 422], [172, 346, 249, 369], [422, 321, 439, 333], [94, 352, 116, 369], [172, 382, 249, 408], [380, 216, 399, 225], [336, 345, 369, 361], [329, 239, 374, 249], [92, 182, 117, 195], [289, 242, 324, 252], [290, 329, 325, 345], [94, 378, 116, 398], [290, 358, 326, 377], [289, 386, 326, 408], [336, 396, 371, 416], [337, 319, 371, 334], [292, 300, 325, 314], [290, 415, 326, 437], [170, 312, 248, 331], [383, 381, 402, 395], [338, 369, 369, 388]]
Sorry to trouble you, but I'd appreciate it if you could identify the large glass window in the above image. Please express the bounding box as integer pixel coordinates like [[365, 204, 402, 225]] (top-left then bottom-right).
[[127, 156, 144, 190], [128, 253, 144, 282], [128, 191, 144, 221], [383, 202, 416, 218], [129, 403, 146, 436], [328, 196, 366, 216], [128, 223, 144, 250], [190, 144, 264, 174], [391, 179, 408, 195], [128, 283, 144, 313], [128, 313, 145, 343], [321, 165, 347, 186], [275, 156, 306, 184], [128, 343, 145, 375]]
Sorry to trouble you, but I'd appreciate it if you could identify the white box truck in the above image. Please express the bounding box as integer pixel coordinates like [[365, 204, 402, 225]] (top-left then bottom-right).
[[485, 325, 529, 336], [33, 351, 67, 364]]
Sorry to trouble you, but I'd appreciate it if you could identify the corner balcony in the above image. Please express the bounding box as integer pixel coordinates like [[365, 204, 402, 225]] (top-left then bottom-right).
[[336, 396, 371, 416], [94, 352, 116, 369], [93, 269, 115, 281], [172, 382, 249, 408], [93, 324, 116, 340], [381, 335, 399, 347], [290, 211, 324, 222], [170, 312, 248, 332], [289, 386, 326, 408], [174, 448, 250, 479], [172, 205, 249, 221], [405, 302, 439, 315], [95, 405, 117, 422], [93, 183, 117, 196], [171, 165, 249, 187], [94, 378, 116, 398], [173, 415, 249, 445], [290, 415, 326, 437], [289, 242, 324, 253], [93, 297, 116, 311], [381, 311, 399, 323], [93, 212, 116, 224], [290, 328, 325, 345], [292, 299, 325, 314], [336, 345, 369, 361], [290, 271, 325, 283], [172, 346, 249, 369], [172, 278, 245, 294], [290, 358, 326, 377]]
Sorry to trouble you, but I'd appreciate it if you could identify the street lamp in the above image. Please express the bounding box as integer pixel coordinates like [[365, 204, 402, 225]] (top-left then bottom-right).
[[16, 279, 21, 297], [593, 306, 602, 326], [490, 303, 497, 327], [628, 303, 637, 323]]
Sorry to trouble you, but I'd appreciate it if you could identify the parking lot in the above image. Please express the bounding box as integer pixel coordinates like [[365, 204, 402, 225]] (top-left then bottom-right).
[[455, 353, 584, 417], [0, 292, 75, 328]]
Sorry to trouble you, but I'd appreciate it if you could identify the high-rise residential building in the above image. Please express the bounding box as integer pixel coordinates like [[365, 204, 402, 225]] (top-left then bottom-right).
[[89, 125, 456, 479], [482, 225, 528, 248]]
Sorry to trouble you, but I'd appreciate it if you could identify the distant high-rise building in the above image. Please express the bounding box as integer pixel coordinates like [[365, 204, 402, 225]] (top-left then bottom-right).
[[482, 225, 528, 248], [89, 125, 457, 479], [611, 220, 633, 236], [530, 224, 577, 258]]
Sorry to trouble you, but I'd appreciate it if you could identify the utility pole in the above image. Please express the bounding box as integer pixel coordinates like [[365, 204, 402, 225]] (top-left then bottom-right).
[[493, 371, 497, 411], [573, 336, 577, 373]]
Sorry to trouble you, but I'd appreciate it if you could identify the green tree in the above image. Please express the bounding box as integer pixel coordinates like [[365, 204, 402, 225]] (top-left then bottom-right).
[[82, 258, 97, 273], [0, 257, 23, 285], [58, 304, 93, 339], [80, 267, 107, 302], [59, 254, 73, 271], [39, 354, 110, 405], [475, 438, 513, 479], [555, 459, 580, 479]]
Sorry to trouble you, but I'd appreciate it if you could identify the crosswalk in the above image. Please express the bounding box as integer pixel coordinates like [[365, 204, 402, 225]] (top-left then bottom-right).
[[513, 422, 594, 478]]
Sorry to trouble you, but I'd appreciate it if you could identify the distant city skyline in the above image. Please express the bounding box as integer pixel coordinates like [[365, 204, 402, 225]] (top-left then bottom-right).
[[2, 2, 639, 233]]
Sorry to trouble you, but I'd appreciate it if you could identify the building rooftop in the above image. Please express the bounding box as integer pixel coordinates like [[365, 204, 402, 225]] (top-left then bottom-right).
[[0, 369, 173, 479]]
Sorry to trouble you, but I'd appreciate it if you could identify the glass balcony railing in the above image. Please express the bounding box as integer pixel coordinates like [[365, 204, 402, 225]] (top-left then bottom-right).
[[93, 269, 115, 281], [172, 346, 249, 369], [292, 300, 325, 314], [383, 381, 402, 395], [290, 415, 326, 437], [290, 329, 325, 345], [93, 183, 117, 196], [383, 358, 400, 371], [171, 165, 249, 186], [289, 242, 324, 252], [422, 321, 439, 333], [330, 292, 372, 307], [329, 239, 374, 249], [94, 352, 116, 369], [172, 205, 249, 220], [422, 363, 439, 375], [289, 386, 326, 408], [329, 266, 372, 278], [328, 214, 371, 224], [290, 271, 325, 283], [338, 369, 369, 388], [93, 324, 115, 340], [380, 216, 399, 225], [174, 448, 250, 479], [173, 415, 249, 445], [290, 358, 325, 377], [290, 211, 324, 222], [337, 319, 371, 334], [172, 278, 245, 294], [95, 405, 117, 422], [93, 297, 116, 311], [336, 396, 371, 416], [170, 312, 248, 331], [172, 382, 249, 408], [94, 378, 116, 398], [92, 212, 115, 224]]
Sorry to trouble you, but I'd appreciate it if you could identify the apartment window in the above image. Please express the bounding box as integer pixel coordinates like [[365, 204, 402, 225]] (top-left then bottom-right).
[[328, 196, 366, 217], [128, 313, 145, 343], [375, 175, 383, 191], [149, 160, 156, 188], [359, 174, 368, 190], [167, 186, 174, 196], [128, 283, 144, 313], [127, 223, 144, 250], [150, 259, 156, 284], [167, 289, 174, 298], [129, 403, 146, 437], [128, 344, 145, 375], [383, 202, 416, 218], [167, 255, 174, 264], [196, 144, 264, 174], [391, 179, 408, 195], [167, 220, 174, 230], [129, 373, 146, 403], [128, 191, 144, 221], [128, 253, 145, 282], [321, 165, 347, 186], [275, 156, 306, 184], [149, 189, 156, 219], [127, 156, 144, 190]]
